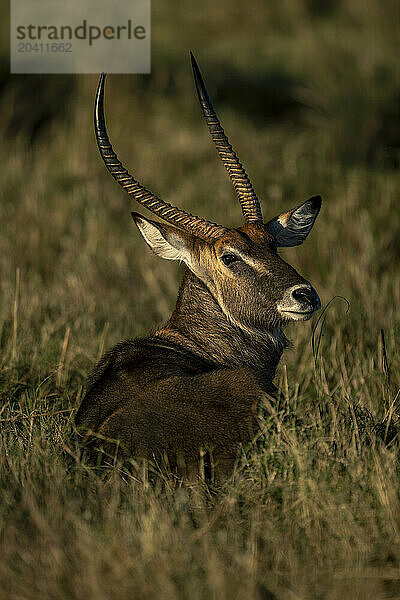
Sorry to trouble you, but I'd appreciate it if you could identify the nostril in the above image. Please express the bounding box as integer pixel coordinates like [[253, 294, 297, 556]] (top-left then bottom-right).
[[292, 286, 319, 307]]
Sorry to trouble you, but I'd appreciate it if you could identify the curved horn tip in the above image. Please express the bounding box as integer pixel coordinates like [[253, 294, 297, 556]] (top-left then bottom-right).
[[96, 73, 107, 96], [189, 50, 197, 67], [190, 52, 210, 107], [95, 73, 106, 106], [97, 72, 107, 88], [189, 51, 201, 77], [95, 73, 107, 129]]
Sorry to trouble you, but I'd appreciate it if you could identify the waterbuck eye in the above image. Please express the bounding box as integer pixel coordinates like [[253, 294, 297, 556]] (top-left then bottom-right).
[[221, 253, 240, 266]]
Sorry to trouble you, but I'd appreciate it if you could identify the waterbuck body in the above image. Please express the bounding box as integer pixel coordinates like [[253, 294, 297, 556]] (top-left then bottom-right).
[[75, 54, 322, 478]]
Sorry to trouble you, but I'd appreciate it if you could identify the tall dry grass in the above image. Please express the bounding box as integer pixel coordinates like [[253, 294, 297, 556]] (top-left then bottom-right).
[[0, 1, 399, 598]]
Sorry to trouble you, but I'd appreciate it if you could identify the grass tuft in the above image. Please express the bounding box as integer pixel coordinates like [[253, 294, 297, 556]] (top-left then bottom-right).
[[0, 1, 399, 598]]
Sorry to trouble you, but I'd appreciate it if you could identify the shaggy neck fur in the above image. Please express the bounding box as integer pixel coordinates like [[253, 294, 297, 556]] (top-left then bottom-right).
[[156, 270, 288, 379]]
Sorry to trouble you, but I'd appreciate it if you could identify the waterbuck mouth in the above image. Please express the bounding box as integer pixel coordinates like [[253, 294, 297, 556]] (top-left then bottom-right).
[[279, 308, 317, 321]]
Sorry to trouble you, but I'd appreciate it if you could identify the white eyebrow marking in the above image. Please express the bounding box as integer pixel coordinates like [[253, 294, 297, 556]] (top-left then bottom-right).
[[221, 248, 271, 274]]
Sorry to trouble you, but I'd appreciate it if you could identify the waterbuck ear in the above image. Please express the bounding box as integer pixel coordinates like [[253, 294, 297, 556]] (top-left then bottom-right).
[[266, 196, 321, 247], [131, 212, 194, 264]]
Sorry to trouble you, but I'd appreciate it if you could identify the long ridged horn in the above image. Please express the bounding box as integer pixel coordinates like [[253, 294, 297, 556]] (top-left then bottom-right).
[[190, 52, 263, 224], [94, 73, 228, 242]]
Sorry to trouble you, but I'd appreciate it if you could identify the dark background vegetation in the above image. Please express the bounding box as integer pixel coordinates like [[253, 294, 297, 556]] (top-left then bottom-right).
[[0, 1, 399, 598]]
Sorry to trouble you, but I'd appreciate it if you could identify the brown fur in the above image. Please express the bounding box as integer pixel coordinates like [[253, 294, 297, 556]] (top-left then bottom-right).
[[77, 69, 322, 479], [76, 220, 320, 479]]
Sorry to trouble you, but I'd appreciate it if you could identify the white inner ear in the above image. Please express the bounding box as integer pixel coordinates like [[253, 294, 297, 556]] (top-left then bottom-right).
[[136, 218, 191, 264]]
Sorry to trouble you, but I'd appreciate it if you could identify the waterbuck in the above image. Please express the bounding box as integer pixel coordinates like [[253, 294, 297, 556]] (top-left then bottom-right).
[[75, 54, 322, 478]]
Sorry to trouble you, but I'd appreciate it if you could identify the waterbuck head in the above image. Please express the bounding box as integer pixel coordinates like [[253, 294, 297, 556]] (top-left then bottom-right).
[[94, 53, 321, 336]]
